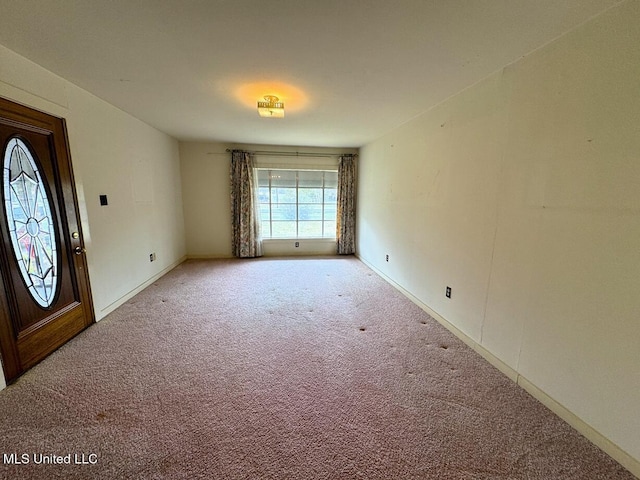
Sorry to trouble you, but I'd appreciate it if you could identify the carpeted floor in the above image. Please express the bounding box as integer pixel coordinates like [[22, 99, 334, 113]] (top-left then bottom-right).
[[0, 257, 635, 479]]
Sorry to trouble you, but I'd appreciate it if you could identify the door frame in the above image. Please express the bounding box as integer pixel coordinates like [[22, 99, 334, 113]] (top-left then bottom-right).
[[0, 96, 95, 383]]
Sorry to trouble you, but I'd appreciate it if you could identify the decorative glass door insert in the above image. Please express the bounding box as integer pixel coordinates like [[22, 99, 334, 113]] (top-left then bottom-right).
[[3, 137, 58, 308]]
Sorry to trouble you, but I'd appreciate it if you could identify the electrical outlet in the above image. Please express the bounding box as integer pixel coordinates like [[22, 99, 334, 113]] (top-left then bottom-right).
[[150, 253, 156, 262], [385, 254, 389, 262], [445, 286, 452, 298], [295, 242, 300, 247]]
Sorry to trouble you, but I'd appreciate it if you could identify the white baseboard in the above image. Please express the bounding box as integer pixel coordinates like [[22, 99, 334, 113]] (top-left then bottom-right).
[[97, 256, 187, 320], [356, 254, 640, 479], [516, 376, 640, 478]]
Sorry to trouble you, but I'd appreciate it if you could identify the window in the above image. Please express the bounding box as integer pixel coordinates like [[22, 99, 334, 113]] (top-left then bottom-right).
[[257, 169, 338, 239], [3, 137, 58, 308]]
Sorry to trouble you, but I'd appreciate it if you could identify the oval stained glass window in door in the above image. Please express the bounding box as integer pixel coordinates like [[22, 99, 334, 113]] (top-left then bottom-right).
[[3, 137, 58, 307]]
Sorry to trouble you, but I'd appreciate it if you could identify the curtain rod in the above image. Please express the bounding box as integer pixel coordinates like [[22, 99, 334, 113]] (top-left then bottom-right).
[[225, 149, 357, 158]]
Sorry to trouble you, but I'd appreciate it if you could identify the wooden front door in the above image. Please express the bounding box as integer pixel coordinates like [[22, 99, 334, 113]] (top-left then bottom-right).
[[0, 97, 94, 383]]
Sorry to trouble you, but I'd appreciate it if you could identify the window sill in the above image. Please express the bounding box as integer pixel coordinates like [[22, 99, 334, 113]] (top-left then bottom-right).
[[262, 238, 336, 243]]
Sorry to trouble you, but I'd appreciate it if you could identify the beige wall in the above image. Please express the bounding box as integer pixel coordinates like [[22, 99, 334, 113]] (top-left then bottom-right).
[[357, 1, 640, 474], [179, 142, 234, 257], [0, 45, 186, 385], [180, 142, 357, 258]]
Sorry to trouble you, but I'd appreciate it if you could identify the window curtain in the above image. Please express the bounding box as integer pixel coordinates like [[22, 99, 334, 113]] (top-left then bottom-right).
[[336, 154, 356, 255], [230, 150, 262, 258]]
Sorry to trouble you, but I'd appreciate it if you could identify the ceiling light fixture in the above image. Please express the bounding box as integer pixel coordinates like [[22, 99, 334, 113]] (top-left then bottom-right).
[[257, 95, 284, 118]]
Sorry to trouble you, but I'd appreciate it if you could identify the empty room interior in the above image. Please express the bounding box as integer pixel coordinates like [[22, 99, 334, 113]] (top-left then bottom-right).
[[0, 1, 639, 478]]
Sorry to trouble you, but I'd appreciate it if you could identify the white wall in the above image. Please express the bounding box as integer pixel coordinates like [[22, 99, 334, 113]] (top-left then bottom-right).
[[180, 142, 357, 258], [357, 1, 640, 475], [66, 89, 186, 317], [0, 44, 186, 384]]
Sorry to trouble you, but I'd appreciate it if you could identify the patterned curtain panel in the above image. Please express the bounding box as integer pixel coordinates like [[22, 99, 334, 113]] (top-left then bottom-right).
[[336, 154, 357, 255], [230, 150, 263, 258]]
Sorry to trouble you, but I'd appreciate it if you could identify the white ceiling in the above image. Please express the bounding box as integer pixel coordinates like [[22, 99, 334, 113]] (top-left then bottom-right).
[[0, 0, 621, 148]]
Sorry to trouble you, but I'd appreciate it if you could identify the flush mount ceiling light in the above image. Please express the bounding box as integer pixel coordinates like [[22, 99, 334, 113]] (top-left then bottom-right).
[[257, 95, 284, 118]]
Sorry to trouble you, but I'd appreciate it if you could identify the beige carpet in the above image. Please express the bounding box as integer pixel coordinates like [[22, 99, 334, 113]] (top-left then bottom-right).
[[0, 257, 634, 479]]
